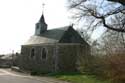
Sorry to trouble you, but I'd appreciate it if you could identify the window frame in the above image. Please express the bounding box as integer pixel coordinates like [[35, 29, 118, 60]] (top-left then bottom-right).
[[30, 48, 35, 59], [41, 47, 48, 60]]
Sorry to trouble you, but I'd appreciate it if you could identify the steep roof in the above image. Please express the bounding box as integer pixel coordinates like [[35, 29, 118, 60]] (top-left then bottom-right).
[[39, 14, 46, 23], [24, 26, 70, 45]]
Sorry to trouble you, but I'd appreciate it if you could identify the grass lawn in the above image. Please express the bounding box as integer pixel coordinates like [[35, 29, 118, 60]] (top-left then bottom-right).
[[47, 72, 110, 83]]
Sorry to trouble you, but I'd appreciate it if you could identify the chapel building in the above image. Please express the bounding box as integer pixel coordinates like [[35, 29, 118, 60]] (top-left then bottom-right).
[[19, 10, 90, 73]]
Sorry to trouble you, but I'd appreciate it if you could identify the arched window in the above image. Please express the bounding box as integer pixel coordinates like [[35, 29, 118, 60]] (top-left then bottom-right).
[[31, 48, 35, 58], [41, 48, 47, 60]]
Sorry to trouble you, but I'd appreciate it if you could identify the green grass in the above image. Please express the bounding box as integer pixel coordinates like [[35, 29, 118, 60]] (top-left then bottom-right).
[[47, 72, 110, 83]]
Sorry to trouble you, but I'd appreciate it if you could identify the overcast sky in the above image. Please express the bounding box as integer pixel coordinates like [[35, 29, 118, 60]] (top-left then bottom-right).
[[0, 0, 105, 54], [0, 0, 70, 54]]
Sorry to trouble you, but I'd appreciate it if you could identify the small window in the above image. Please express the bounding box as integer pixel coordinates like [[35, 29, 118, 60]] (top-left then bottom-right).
[[41, 48, 47, 60], [31, 48, 35, 58]]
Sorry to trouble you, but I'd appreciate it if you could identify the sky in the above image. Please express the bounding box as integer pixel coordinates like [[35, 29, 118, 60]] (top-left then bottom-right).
[[0, 0, 70, 54], [0, 0, 104, 54]]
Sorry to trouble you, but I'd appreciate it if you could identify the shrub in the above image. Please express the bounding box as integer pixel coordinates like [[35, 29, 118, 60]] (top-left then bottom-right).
[[80, 54, 125, 83], [81, 55, 106, 76], [104, 54, 125, 83], [30, 70, 49, 76]]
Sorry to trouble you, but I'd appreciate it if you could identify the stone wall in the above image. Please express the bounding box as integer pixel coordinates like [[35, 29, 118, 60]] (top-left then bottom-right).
[[55, 43, 90, 72], [19, 44, 55, 73], [19, 43, 90, 73]]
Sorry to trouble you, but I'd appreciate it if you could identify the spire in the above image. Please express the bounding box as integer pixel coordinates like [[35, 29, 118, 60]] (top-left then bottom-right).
[[39, 3, 45, 23], [39, 14, 45, 22]]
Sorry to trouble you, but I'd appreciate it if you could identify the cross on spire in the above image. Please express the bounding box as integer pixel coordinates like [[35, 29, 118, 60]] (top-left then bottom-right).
[[42, 3, 45, 13], [39, 3, 46, 23]]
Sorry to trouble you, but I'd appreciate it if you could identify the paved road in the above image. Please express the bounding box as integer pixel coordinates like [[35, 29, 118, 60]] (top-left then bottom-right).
[[0, 69, 68, 83]]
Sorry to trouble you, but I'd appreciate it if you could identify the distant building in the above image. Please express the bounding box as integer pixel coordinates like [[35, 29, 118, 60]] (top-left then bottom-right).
[[19, 9, 90, 73], [0, 54, 12, 68]]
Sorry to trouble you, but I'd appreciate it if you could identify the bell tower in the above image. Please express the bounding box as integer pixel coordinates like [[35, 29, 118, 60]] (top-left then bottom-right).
[[35, 3, 47, 35]]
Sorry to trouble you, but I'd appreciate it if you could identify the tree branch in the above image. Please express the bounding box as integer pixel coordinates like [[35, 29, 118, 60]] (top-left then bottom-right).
[[108, 0, 125, 5]]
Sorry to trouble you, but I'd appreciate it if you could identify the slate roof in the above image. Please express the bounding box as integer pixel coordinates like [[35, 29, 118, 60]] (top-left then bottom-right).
[[24, 26, 70, 45]]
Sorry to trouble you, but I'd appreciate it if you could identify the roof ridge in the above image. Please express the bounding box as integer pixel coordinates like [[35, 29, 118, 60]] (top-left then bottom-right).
[[49, 25, 72, 31]]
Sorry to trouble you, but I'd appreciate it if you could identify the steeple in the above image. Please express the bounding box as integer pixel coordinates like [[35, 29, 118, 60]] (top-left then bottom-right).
[[39, 14, 45, 23], [35, 3, 47, 35]]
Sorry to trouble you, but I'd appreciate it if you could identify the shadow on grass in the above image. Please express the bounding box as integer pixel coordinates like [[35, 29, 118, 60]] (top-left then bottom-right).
[[47, 72, 83, 76], [47, 72, 110, 83]]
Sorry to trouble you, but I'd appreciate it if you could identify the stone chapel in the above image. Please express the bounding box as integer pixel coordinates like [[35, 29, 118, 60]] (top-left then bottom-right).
[[19, 9, 90, 73]]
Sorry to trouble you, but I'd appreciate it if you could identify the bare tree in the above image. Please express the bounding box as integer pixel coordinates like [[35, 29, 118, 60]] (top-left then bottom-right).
[[68, 0, 125, 33], [99, 30, 125, 56], [108, 0, 125, 5]]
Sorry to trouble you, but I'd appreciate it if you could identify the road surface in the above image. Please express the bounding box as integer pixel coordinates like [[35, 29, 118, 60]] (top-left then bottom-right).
[[0, 69, 68, 83]]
